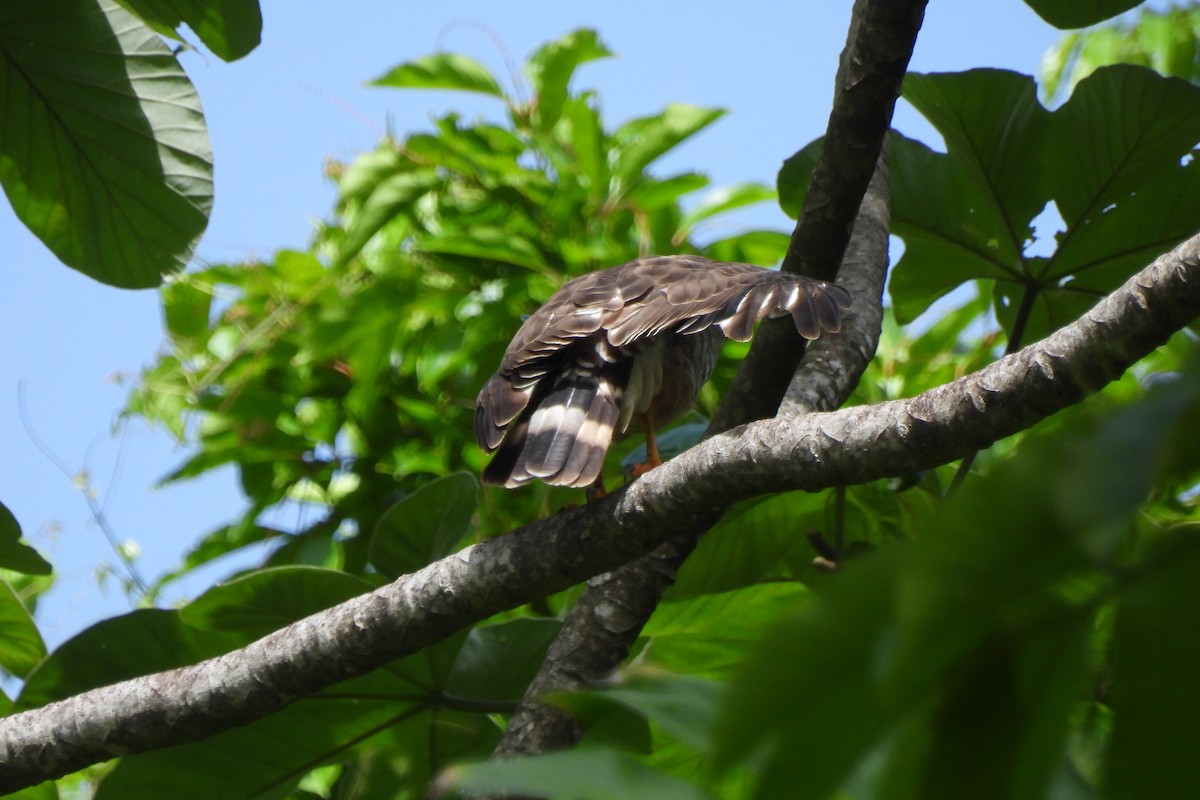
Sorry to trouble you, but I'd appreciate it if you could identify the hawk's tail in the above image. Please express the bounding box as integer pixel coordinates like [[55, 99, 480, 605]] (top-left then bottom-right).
[[482, 363, 628, 489]]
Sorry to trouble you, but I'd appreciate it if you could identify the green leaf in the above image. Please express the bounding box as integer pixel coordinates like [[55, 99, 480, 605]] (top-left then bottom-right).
[[580, 674, 724, 755], [162, 275, 213, 346], [93, 631, 487, 799], [0, 0, 212, 288], [612, 104, 725, 187], [417, 227, 550, 273], [712, 424, 1106, 799], [179, 566, 375, 636], [667, 493, 823, 597], [0, 579, 46, 678], [888, 133, 1020, 323], [1105, 541, 1200, 800], [776, 138, 823, 219], [890, 68, 1200, 330], [370, 53, 504, 97], [93, 619, 558, 799], [527, 28, 612, 131], [445, 618, 562, 701], [1023, 0, 1142, 29], [114, 0, 262, 61], [904, 69, 1048, 233], [680, 182, 774, 232], [878, 617, 1091, 800], [643, 584, 811, 680], [18, 609, 247, 710], [369, 472, 478, 578], [442, 748, 714, 800], [0, 501, 51, 575], [561, 94, 609, 197]]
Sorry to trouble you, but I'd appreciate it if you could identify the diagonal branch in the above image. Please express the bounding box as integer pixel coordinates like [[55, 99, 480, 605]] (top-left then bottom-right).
[[3, 229, 1198, 792]]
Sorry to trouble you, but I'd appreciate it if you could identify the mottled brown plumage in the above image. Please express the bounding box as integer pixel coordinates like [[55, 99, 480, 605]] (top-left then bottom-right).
[[475, 255, 852, 488]]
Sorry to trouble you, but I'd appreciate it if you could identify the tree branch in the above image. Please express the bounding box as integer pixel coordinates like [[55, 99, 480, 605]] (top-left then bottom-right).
[[712, 0, 925, 431], [492, 152, 893, 758], [3, 224, 1196, 790], [490, 0, 918, 758]]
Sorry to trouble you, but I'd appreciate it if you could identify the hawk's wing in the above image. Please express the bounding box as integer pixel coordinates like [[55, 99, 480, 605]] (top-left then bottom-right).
[[474, 255, 851, 487]]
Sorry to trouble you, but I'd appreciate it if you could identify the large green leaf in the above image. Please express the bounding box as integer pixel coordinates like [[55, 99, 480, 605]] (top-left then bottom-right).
[[711, 429, 1121, 799], [889, 67, 1200, 337], [612, 104, 725, 189], [17, 609, 247, 710], [114, 0, 262, 61], [370, 53, 504, 97], [179, 566, 375, 637], [526, 28, 612, 131], [94, 619, 560, 799], [1104, 542, 1200, 800], [369, 472, 478, 578], [904, 69, 1049, 234], [1023, 0, 1142, 29], [0, 501, 51, 575], [0, 0, 213, 288], [0, 579, 46, 679]]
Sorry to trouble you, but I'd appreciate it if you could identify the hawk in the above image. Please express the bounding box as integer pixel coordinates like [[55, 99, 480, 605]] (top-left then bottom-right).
[[474, 255, 851, 489]]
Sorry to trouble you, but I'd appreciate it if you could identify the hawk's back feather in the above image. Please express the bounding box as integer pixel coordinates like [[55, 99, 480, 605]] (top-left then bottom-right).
[[475, 255, 852, 488]]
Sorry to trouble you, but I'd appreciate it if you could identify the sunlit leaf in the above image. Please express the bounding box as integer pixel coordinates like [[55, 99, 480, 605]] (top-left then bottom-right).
[[527, 28, 612, 130], [370, 53, 503, 97], [115, 0, 262, 60]]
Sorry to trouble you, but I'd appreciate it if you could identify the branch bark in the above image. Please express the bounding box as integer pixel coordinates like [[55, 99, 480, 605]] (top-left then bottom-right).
[[4, 229, 1198, 791]]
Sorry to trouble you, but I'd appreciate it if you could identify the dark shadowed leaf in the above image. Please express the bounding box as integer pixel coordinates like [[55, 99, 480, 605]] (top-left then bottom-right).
[[1104, 541, 1200, 800], [0, 501, 51, 575], [1023, 0, 1142, 29], [441, 748, 713, 800], [115, 0, 262, 60], [17, 609, 247, 710], [0, 0, 212, 288], [776, 137, 823, 220], [445, 618, 562, 701], [370, 53, 503, 97], [369, 472, 478, 578]]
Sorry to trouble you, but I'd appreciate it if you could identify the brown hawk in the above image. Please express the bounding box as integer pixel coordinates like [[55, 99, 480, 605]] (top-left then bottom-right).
[[474, 255, 851, 489]]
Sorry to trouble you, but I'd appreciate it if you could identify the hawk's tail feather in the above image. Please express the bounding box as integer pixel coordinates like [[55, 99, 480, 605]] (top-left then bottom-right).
[[482, 366, 626, 488]]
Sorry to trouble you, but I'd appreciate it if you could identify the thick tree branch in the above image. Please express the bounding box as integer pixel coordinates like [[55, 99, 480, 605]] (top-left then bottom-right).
[[491, 0, 918, 758], [712, 0, 925, 431], [3, 225, 1197, 790], [492, 153, 893, 758]]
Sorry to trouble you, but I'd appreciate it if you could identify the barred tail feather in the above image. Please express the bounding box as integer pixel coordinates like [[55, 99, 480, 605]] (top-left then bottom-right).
[[482, 368, 625, 488]]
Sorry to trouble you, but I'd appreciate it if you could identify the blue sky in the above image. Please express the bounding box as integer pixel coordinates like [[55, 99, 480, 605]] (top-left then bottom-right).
[[0, 1, 1061, 647]]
